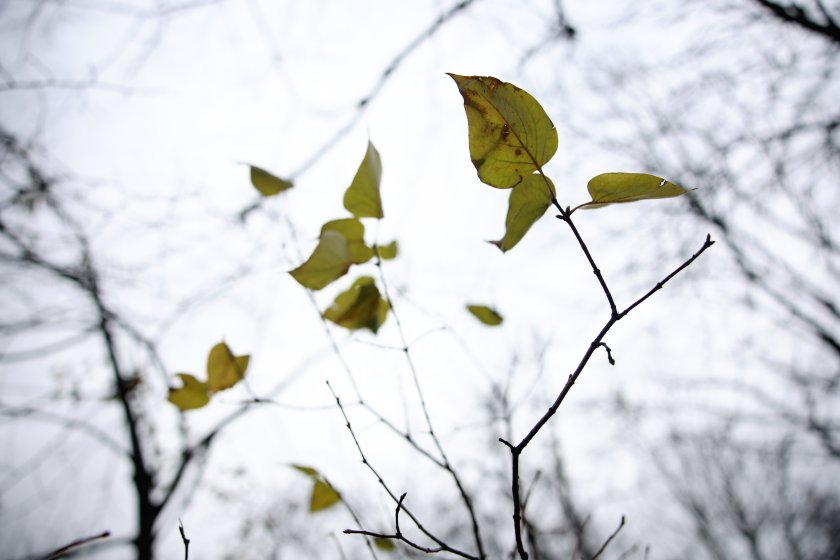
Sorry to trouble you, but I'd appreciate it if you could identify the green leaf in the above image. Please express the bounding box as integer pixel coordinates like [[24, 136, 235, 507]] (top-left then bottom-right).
[[575, 173, 689, 212], [249, 165, 293, 196], [467, 305, 504, 326], [448, 74, 557, 189], [491, 174, 554, 252], [376, 240, 398, 260], [323, 276, 389, 333], [310, 479, 341, 512], [168, 373, 211, 411], [206, 342, 249, 392], [320, 218, 374, 265], [289, 230, 355, 290], [344, 141, 384, 219], [290, 464, 320, 478], [374, 538, 396, 551]]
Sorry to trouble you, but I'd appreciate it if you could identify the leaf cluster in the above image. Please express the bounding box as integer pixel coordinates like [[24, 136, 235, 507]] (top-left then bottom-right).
[[448, 74, 690, 252], [168, 342, 250, 411]]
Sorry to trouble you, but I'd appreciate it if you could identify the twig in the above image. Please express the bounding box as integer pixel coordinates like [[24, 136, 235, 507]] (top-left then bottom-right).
[[374, 251, 486, 557], [504, 234, 714, 558], [327, 382, 480, 560], [41, 531, 110, 560], [239, 0, 483, 220], [555, 206, 618, 316], [178, 519, 190, 560], [591, 516, 625, 560]]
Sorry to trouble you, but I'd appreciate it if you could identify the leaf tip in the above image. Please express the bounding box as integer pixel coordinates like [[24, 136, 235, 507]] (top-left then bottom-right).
[[487, 239, 507, 253]]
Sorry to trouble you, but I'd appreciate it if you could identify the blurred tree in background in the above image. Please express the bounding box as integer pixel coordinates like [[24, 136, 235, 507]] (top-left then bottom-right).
[[0, 1, 837, 559]]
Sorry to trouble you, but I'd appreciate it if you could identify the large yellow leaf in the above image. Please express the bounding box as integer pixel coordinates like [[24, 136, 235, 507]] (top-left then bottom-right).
[[576, 173, 689, 211], [310, 479, 341, 512], [289, 230, 355, 290], [206, 342, 249, 392], [344, 141, 384, 219], [491, 174, 554, 252], [320, 218, 374, 265], [249, 165, 293, 196], [168, 373, 211, 411], [448, 74, 557, 189], [466, 304, 504, 326], [323, 276, 389, 333]]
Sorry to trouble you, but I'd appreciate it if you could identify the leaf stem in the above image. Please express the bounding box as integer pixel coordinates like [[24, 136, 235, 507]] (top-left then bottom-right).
[[553, 200, 618, 316]]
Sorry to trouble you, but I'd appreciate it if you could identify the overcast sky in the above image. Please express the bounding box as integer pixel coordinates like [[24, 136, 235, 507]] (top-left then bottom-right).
[[2, 1, 833, 558]]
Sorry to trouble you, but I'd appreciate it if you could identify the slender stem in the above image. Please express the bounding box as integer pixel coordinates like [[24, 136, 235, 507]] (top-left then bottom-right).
[[554, 201, 618, 316], [42, 531, 111, 560], [327, 381, 480, 560], [500, 439, 529, 559], [375, 255, 486, 558], [591, 516, 625, 560], [178, 520, 190, 560]]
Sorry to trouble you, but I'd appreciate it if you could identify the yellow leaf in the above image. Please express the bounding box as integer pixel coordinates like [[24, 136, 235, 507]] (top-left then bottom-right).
[[376, 240, 398, 260], [289, 230, 355, 290], [290, 464, 319, 477], [310, 479, 341, 512], [491, 174, 554, 252], [344, 141, 384, 218], [323, 276, 389, 333], [467, 305, 504, 326], [249, 165, 293, 196], [168, 373, 211, 411], [206, 342, 249, 392], [576, 173, 689, 211], [449, 74, 557, 189], [320, 218, 374, 265]]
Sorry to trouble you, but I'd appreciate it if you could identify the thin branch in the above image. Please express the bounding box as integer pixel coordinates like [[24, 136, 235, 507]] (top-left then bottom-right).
[[178, 520, 190, 560], [751, 0, 840, 45], [555, 205, 618, 316], [334, 481, 380, 560], [0, 78, 154, 95], [503, 233, 714, 559], [618, 234, 715, 318], [40, 531, 111, 560], [239, 0, 483, 219], [0, 404, 129, 458], [591, 516, 625, 560], [328, 382, 479, 560], [374, 254, 486, 558]]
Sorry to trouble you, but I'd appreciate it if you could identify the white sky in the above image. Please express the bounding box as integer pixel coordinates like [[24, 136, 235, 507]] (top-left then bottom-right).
[[1, 0, 834, 558]]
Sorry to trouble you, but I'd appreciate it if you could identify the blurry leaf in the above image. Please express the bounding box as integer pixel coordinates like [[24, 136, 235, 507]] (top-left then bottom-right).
[[376, 240, 398, 260], [448, 74, 557, 189], [250, 165, 293, 196], [290, 231, 355, 290], [491, 174, 554, 252], [323, 276, 389, 333], [310, 479, 341, 512], [290, 464, 319, 477], [168, 374, 211, 411], [374, 538, 396, 551], [320, 218, 374, 265], [344, 141, 384, 218], [467, 305, 504, 326], [575, 173, 689, 211], [206, 342, 249, 392]]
